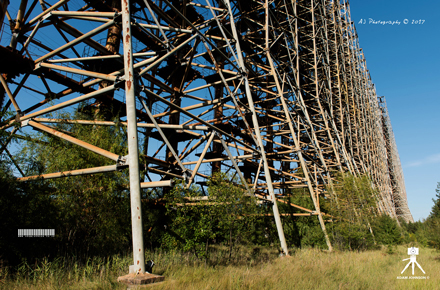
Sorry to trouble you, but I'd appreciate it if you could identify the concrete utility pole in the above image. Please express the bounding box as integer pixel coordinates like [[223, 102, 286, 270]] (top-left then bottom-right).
[[121, 0, 145, 274]]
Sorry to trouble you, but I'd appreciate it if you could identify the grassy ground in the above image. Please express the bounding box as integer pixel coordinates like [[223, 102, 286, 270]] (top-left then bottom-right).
[[1, 246, 439, 289]]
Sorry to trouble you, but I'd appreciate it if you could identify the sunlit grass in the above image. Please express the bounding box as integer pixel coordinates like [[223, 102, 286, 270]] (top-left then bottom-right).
[[147, 246, 440, 290], [1, 246, 439, 289]]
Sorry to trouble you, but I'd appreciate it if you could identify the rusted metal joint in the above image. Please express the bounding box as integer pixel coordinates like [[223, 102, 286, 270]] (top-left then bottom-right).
[[112, 11, 122, 24], [14, 110, 23, 124], [239, 68, 248, 78], [213, 131, 221, 138], [113, 11, 122, 21], [114, 76, 125, 89], [117, 154, 129, 169], [21, 119, 30, 128], [140, 86, 157, 102], [8, 18, 15, 30], [42, 12, 53, 22], [181, 171, 189, 183]]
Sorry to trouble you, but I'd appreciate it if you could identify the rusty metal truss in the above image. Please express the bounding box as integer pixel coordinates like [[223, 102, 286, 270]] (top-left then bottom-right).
[[1, 0, 412, 266]]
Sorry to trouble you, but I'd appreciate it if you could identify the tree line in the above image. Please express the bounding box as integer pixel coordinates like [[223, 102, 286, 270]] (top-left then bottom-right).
[[1, 109, 439, 267]]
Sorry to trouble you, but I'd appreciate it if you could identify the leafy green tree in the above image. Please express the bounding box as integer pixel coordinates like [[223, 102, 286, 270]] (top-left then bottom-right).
[[19, 110, 132, 256], [399, 219, 429, 246], [326, 173, 379, 251], [161, 179, 214, 259], [371, 214, 402, 245], [0, 110, 59, 265], [426, 183, 440, 249], [0, 156, 60, 266], [428, 183, 440, 220], [162, 173, 259, 259], [280, 187, 327, 249], [206, 173, 259, 257]]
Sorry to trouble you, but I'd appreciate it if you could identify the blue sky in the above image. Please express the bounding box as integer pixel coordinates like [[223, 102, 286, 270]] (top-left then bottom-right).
[[349, 0, 440, 221]]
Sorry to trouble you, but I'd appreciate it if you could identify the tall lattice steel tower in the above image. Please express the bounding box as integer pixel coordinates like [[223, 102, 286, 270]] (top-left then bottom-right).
[[1, 0, 412, 271]]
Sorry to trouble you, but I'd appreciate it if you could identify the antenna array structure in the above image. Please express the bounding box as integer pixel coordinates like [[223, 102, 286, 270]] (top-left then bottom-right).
[[0, 0, 412, 269]]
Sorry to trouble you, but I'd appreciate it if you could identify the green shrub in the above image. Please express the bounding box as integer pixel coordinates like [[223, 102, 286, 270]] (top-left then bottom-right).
[[162, 173, 259, 259], [371, 214, 402, 245], [426, 183, 440, 250], [326, 173, 379, 251]]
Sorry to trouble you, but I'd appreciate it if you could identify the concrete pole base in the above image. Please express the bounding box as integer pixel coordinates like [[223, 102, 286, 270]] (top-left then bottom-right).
[[117, 273, 165, 286]]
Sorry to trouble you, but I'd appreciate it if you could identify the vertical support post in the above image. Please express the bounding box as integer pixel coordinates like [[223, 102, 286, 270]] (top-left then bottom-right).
[[0, 0, 8, 40], [122, 0, 145, 274], [224, 0, 288, 256], [10, 0, 28, 48]]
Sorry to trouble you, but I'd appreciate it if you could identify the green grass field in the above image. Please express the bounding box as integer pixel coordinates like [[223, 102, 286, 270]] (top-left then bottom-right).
[[1, 246, 439, 289]]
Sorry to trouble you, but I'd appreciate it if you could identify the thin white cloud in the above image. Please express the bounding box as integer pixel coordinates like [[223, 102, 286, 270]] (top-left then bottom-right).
[[405, 153, 440, 168]]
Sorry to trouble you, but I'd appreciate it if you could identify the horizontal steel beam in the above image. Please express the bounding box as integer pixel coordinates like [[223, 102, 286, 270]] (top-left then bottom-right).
[[50, 11, 117, 18], [28, 0, 70, 25], [33, 118, 209, 130], [2, 84, 116, 128], [38, 63, 117, 82], [34, 19, 115, 63], [27, 120, 120, 162], [142, 90, 257, 153], [17, 165, 118, 181], [140, 180, 173, 188]]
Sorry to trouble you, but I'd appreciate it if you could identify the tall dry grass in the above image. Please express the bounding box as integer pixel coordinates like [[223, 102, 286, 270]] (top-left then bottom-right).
[[0, 254, 130, 290], [151, 246, 440, 290], [1, 246, 439, 289]]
